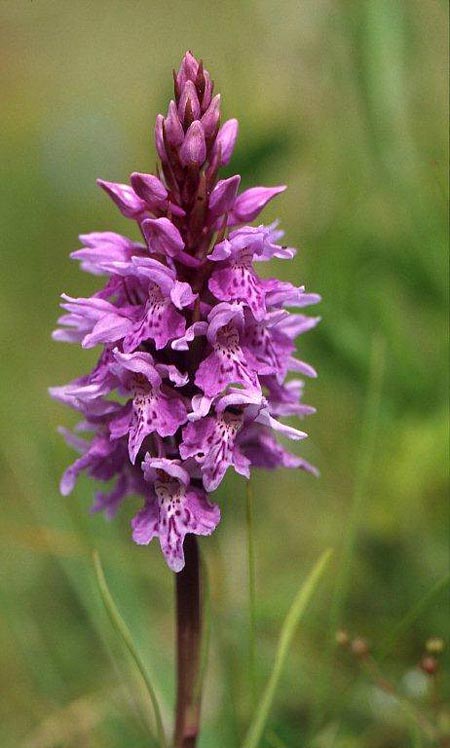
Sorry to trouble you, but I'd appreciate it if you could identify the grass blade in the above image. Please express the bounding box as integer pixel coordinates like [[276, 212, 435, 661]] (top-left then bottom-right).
[[93, 550, 167, 748], [241, 548, 333, 748]]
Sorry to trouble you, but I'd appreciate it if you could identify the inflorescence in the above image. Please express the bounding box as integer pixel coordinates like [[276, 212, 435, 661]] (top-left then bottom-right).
[[50, 52, 320, 572]]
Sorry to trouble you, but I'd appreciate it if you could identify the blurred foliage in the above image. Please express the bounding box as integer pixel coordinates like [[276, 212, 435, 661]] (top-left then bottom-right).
[[0, 1, 448, 747]]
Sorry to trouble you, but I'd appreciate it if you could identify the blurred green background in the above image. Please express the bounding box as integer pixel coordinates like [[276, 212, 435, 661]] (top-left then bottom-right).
[[1, 1, 448, 747]]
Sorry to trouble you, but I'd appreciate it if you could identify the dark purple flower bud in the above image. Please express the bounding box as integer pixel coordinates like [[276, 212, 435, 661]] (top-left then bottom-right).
[[195, 59, 213, 111], [201, 94, 221, 140], [130, 172, 168, 205], [212, 118, 238, 166], [178, 80, 201, 126], [208, 175, 241, 218], [97, 179, 146, 218], [164, 100, 185, 147], [179, 121, 206, 167], [231, 185, 287, 223]]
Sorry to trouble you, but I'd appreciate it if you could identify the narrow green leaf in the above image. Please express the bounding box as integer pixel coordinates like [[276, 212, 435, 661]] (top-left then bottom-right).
[[93, 550, 167, 748], [241, 548, 333, 748]]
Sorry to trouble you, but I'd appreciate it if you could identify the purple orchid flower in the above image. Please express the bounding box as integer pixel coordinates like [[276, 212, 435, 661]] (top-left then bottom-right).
[[131, 457, 220, 572]]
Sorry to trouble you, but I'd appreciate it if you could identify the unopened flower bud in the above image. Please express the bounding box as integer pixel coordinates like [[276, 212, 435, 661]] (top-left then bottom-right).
[[96, 179, 146, 218], [213, 118, 238, 166], [201, 73, 213, 112], [180, 121, 206, 167], [154, 114, 167, 161], [142, 217, 184, 257], [164, 100, 184, 148], [131, 173, 168, 206], [195, 59, 213, 111], [231, 185, 287, 223], [179, 80, 201, 126], [201, 94, 221, 140], [208, 175, 241, 218], [176, 50, 198, 91]]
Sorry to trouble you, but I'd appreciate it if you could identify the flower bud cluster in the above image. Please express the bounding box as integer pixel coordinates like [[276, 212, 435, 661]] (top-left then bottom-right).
[[51, 52, 320, 572]]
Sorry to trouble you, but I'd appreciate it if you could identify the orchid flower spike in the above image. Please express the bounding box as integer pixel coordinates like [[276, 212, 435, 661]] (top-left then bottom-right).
[[51, 51, 320, 572]]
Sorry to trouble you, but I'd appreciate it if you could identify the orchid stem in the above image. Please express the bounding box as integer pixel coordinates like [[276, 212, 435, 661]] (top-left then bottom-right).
[[174, 534, 202, 748]]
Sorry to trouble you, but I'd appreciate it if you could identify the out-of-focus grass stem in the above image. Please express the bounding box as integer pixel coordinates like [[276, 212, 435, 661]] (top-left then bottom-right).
[[379, 573, 450, 661], [246, 479, 257, 707], [330, 335, 386, 630], [312, 336, 385, 732]]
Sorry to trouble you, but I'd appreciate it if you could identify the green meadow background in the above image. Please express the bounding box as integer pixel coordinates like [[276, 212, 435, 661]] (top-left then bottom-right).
[[1, 2, 448, 746]]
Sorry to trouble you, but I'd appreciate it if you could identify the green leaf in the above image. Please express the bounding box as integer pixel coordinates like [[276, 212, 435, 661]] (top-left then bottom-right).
[[241, 548, 333, 748], [93, 550, 167, 748]]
